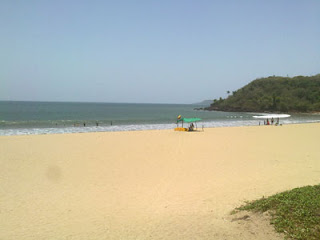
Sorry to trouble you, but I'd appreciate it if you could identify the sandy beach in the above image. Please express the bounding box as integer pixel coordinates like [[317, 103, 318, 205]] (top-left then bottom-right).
[[1, 123, 320, 239]]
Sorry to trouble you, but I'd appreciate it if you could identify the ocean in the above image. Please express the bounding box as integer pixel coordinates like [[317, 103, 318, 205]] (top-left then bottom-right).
[[1, 101, 319, 136]]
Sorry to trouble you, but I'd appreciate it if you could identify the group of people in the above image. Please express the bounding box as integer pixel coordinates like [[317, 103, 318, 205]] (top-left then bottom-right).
[[72, 121, 113, 127], [263, 117, 280, 126], [189, 123, 195, 131]]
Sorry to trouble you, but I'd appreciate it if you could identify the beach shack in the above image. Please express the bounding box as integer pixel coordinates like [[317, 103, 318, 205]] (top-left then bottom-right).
[[175, 115, 202, 131]]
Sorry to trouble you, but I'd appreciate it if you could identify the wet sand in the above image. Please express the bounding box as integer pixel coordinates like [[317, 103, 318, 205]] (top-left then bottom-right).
[[1, 123, 320, 239]]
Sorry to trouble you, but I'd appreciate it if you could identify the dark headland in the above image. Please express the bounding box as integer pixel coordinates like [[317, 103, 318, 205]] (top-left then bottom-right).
[[203, 74, 320, 113]]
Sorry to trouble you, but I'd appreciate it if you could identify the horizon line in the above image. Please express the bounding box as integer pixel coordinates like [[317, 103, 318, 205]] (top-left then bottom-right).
[[0, 99, 200, 105]]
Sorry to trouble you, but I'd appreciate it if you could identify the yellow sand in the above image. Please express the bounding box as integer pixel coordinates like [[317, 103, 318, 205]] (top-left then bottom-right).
[[1, 123, 320, 239]]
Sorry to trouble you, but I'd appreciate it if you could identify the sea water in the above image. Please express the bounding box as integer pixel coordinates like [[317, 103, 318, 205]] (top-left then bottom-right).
[[0, 101, 319, 136]]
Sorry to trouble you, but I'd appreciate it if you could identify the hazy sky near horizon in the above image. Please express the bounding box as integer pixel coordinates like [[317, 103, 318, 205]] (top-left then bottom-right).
[[1, 1, 320, 104]]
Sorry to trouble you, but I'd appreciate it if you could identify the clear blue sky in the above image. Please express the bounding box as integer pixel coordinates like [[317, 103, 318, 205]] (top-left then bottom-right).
[[1, 0, 319, 104]]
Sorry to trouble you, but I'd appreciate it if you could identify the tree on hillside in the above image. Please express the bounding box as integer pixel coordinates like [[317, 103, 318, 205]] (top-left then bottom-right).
[[205, 74, 320, 113]]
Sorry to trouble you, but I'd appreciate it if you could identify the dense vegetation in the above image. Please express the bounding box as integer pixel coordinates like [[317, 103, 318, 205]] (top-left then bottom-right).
[[205, 74, 320, 113], [234, 184, 320, 240]]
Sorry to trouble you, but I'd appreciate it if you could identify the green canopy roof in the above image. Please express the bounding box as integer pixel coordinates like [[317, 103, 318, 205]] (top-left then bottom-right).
[[178, 118, 202, 123]]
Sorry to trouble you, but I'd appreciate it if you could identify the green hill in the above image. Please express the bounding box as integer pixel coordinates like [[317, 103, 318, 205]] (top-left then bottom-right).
[[205, 74, 320, 113]]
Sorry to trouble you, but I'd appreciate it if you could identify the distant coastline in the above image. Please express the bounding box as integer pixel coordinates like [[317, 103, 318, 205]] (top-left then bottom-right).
[[192, 100, 212, 106]]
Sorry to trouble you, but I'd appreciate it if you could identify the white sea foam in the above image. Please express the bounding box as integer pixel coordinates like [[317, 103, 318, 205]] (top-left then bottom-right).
[[253, 114, 291, 119], [1, 118, 319, 136]]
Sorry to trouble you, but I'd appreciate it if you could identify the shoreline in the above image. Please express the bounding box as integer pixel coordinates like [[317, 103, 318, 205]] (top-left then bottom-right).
[[1, 122, 320, 239], [1, 120, 320, 137]]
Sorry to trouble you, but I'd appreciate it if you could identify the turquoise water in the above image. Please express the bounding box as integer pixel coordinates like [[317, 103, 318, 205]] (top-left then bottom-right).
[[1, 101, 319, 135]]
